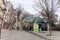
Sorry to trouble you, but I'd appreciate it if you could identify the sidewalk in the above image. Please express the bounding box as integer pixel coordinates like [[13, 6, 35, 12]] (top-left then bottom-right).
[[29, 31, 60, 40], [1, 29, 45, 40]]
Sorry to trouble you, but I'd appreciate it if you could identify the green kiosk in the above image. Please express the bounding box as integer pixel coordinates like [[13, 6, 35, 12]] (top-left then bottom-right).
[[34, 23, 41, 32]]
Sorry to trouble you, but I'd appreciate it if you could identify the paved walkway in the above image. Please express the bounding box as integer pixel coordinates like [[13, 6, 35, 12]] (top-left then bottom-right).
[[1, 29, 45, 40], [30, 31, 60, 40]]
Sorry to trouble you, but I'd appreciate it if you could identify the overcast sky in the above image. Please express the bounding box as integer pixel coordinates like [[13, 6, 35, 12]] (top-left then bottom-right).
[[7, 0, 60, 19], [7, 0, 37, 14]]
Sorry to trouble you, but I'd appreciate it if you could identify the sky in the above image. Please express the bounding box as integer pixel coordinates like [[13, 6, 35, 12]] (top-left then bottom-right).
[[7, 0, 37, 14], [7, 0, 60, 19]]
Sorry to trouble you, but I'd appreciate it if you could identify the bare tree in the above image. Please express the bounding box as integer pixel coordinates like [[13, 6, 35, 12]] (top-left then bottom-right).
[[22, 12, 34, 20], [0, 0, 6, 29], [33, 0, 60, 36], [14, 6, 23, 30]]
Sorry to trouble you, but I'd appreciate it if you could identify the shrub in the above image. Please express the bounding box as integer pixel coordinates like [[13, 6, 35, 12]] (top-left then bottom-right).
[[54, 27, 60, 31], [22, 26, 28, 31]]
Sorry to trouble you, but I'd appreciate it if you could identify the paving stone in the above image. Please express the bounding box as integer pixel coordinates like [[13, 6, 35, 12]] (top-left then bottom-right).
[[1, 29, 45, 40]]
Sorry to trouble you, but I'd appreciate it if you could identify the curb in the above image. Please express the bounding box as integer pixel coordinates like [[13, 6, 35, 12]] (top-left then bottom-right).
[[26, 31, 52, 40]]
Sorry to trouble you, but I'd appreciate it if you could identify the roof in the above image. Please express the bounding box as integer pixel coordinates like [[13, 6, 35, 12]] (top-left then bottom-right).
[[23, 16, 47, 23], [23, 16, 35, 23]]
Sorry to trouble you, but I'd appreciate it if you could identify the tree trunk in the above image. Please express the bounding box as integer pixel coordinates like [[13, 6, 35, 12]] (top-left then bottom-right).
[[50, 27, 52, 36], [19, 22, 22, 30], [47, 23, 50, 31], [49, 23, 52, 36]]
